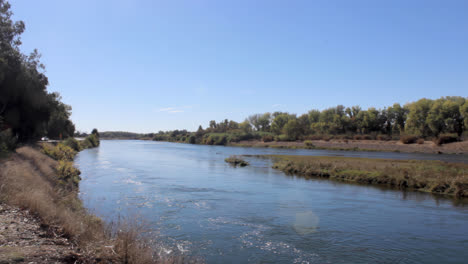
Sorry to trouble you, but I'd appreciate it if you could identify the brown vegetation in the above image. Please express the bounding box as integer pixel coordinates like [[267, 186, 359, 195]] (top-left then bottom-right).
[[229, 139, 468, 154], [225, 156, 249, 167], [268, 155, 468, 197], [0, 146, 185, 263], [399, 135, 419, 144]]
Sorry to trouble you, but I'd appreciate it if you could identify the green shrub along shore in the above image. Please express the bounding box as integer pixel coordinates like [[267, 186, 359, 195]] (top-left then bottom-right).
[[265, 155, 468, 198]]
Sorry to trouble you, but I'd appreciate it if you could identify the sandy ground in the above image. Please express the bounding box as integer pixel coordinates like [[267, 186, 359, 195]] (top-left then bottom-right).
[[231, 139, 468, 154], [0, 203, 82, 264]]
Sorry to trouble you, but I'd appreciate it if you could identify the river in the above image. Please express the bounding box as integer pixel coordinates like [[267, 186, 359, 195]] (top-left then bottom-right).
[[75, 140, 468, 263]]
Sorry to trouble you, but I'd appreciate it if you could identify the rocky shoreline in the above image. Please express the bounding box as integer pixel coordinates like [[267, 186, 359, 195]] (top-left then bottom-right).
[[0, 203, 84, 264]]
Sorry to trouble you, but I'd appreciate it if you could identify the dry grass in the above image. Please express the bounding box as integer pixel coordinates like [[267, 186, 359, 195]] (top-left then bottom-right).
[[0, 146, 190, 263], [268, 155, 468, 197]]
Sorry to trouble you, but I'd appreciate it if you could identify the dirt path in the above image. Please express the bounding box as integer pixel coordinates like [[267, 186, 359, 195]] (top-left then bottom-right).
[[0, 203, 82, 264]]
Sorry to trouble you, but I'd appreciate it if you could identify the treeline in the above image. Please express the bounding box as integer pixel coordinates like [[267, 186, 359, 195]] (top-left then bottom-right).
[[153, 96, 468, 145], [99, 131, 154, 140], [0, 1, 76, 152]]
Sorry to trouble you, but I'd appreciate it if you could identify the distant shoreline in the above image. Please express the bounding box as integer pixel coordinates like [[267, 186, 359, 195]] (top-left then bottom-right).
[[228, 139, 468, 155], [110, 137, 468, 155]]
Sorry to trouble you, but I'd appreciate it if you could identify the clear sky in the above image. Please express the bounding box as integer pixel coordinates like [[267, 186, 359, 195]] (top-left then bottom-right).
[[11, 0, 468, 133]]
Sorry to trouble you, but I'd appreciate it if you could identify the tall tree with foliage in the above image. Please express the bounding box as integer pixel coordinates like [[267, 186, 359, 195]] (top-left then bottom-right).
[[0, 0, 75, 142]]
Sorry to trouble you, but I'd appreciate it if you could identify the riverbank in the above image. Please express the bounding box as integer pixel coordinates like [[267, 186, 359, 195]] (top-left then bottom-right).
[[0, 144, 162, 263], [230, 139, 468, 154], [263, 155, 468, 197]]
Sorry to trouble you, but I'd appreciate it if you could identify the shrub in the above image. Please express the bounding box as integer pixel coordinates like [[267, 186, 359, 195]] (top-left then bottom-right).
[[376, 135, 390, 141], [304, 135, 323, 140], [80, 134, 100, 149], [0, 129, 17, 152], [203, 134, 228, 145], [42, 143, 77, 161], [277, 134, 291, 141], [225, 156, 249, 167], [188, 135, 196, 144], [400, 135, 419, 144], [434, 134, 459, 146], [262, 135, 274, 142], [417, 138, 425, 144], [56, 160, 81, 190], [353, 135, 362, 140], [63, 137, 81, 151], [304, 140, 315, 147]]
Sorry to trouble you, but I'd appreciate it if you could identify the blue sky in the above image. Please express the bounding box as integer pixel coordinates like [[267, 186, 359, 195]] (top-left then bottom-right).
[[11, 0, 468, 133]]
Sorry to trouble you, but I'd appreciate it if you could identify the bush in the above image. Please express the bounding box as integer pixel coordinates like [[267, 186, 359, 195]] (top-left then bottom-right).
[[188, 135, 196, 144], [417, 138, 425, 144], [304, 135, 323, 140], [56, 160, 81, 190], [434, 134, 458, 145], [225, 156, 249, 167], [400, 135, 419, 144], [80, 134, 100, 149], [262, 135, 274, 142], [277, 134, 291, 141], [376, 135, 390, 141], [0, 129, 17, 152], [203, 134, 228, 145], [304, 140, 315, 147], [63, 137, 81, 151], [42, 143, 77, 161]]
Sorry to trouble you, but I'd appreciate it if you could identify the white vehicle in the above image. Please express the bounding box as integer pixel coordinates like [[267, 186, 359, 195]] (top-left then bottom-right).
[[41, 137, 49, 141]]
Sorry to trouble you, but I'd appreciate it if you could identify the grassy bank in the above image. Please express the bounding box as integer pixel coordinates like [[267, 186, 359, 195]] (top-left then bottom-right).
[[265, 155, 468, 197], [229, 139, 468, 154], [0, 138, 178, 263]]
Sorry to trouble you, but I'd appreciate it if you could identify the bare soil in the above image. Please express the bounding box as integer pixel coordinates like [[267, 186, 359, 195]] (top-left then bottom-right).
[[0, 203, 84, 264], [231, 139, 468, 154]]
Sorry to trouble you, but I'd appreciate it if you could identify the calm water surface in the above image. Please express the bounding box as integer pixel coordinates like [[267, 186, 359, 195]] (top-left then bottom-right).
[[75, 140, 468, 263]]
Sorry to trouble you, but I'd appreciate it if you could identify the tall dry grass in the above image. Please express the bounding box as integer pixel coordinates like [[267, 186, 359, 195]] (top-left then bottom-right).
[[0, 146, 190, 263], [270, 155, 468, 197]]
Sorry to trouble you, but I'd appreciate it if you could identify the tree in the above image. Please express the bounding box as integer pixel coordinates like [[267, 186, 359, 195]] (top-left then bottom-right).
[[0, 1, 75, 142], [91, 128, 99, 137], [239, 120, 252, 133], [283, 119, 300, 140], [46, 93, 75, 139], [405, 98, 433, 136], [388, 103, 408, 134], [271, 113, 292, 135], [248, 114, 261, 131], [257, 113, 271, 132], [461, 101, 468, 131]]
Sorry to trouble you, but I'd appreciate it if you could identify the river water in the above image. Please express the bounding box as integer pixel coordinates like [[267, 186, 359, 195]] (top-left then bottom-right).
[[75, 140, 468, 263]]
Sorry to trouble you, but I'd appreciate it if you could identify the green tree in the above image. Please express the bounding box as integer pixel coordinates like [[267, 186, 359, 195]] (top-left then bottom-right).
[[461, 101, 468, 131], [257, 113, 271, 132], [0, 1, 75, 142], [283, 119, 300, 140], [405, 98, 433, 136], [271, 113, 292, 135]]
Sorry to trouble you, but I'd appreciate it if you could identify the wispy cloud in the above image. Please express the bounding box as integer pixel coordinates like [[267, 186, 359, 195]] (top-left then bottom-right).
[[157, 105, 192, 114], [272, 104, 285, 108]]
